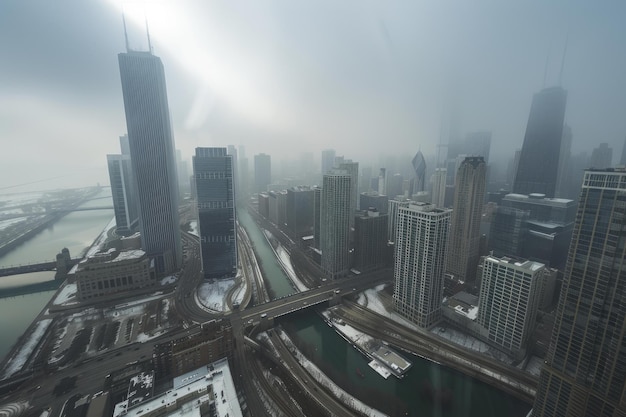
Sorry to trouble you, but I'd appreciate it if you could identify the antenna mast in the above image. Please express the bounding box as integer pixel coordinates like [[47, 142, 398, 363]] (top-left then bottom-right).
[[145, 16, 153, 54], [122, 12, 130, 52]]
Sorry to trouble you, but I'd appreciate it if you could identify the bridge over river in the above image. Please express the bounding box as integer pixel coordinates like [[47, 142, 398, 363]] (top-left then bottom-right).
[[0, 258, 81, 277]]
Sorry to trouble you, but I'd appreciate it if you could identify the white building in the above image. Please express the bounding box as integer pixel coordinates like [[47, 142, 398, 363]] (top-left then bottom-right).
[[113, 358, 242, 417], [321, 169, 352, 279], [477, 255, 543, 357], [393, 202, 451, 328]]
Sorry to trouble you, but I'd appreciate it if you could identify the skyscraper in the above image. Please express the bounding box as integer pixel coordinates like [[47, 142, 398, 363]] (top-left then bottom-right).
[[621, 137, 626, 166], [254, 153, 271, 194], [338, 160, 359, 228], [533, 169, 626, 416], [431, 168, 447, 208], [446, 157, 486, 282], [107, 153, 138, 236], [411, 151, 426, 194], [393, 203, 451, 328], [477, 255, 543, 359], [354, 209, 388, 272], [321, 149, 336, 177], [589, 142, 613, 169], [118, 49, 181, 274], [320, 170, 352, 279], [193, 147, 237, 280], [513, 87, 567, 197]]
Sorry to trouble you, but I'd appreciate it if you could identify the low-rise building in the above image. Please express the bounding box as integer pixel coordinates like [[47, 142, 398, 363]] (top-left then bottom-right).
[[113, 358, 241, 417], [75, 249, 155, 301]]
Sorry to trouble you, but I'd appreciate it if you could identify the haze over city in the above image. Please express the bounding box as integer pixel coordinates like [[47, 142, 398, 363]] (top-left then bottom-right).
[[1, 0, 626, 191]]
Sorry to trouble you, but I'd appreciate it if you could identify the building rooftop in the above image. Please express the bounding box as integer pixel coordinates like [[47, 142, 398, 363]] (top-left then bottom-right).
[[113, 358, 241, 417], [486, 255, 545, 272]]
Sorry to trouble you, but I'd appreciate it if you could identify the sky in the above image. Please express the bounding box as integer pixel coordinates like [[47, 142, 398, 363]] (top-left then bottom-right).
[[1, 0, 626, 192]]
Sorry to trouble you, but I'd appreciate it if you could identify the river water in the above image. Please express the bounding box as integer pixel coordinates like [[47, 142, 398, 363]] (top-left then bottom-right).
[[0, 190, 113, 361], [1, 201, 532, 416], [238, 207, 532, 416]]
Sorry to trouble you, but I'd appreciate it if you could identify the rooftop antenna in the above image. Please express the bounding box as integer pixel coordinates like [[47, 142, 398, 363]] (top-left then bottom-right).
[[145, 15, 153, 54], [558, 31, 569, 86], [122, 12, 130, 52]]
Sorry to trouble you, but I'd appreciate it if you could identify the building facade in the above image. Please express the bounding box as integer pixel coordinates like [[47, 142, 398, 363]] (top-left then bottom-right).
[[193, 147, 237, 280], [360, 191, 389, 214], [533, 169, 626, 416], [75, 249, 155, 301], [118, 50, 182, 274], [107, 153, 138, 236], [477, 255, 543, 358], [321, 149, 336, 177], [393, 203, 451, 328], [320, 170, 352, 279], [513, 87, 567, 197], [338, 160, 359, 229], [446, 156, 486, 282], [354, 209, 388, 272], [431, 168, 447, 208], [411, 151, 426, 194], [254, 153, 271, 194], [286, 186, 314, 239]]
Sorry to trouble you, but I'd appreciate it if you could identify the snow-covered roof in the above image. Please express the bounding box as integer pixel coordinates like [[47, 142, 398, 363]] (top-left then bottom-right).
[[113, 358, 241, 417]]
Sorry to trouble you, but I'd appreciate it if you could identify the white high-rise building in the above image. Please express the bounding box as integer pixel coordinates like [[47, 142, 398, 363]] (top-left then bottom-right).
[[387, 197, 411, 243], [393, 202, 451, 328], [320, 170, 352, 279], [118, 49, 182, 275], [477, 255, 543, 357], [431, 168, 447, 208], [338, 160, 359, 228]]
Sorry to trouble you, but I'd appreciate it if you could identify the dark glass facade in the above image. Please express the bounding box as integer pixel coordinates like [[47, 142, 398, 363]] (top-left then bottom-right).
[[118, 51, 182, 274], [514, 87, 567, 197], [533, 170, 626, 416], [194, 147, 237, 280]]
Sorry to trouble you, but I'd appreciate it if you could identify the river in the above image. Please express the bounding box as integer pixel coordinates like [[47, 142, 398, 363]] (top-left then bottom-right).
[[0, 190, 113, 361], [237, 207, 532, 416]]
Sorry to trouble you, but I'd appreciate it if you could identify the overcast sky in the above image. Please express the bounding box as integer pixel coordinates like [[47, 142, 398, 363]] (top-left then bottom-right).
[[1, 0, 625, 192]]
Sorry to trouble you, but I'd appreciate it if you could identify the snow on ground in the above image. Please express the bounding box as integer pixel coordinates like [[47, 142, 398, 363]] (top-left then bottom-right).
[[525, 356, 544, 376], [362, 285, 515, 365], [321, 311, 375, 351], [198, 279, 235, 312], [262, 229, 307, 292], [277, 329, 388, 417], [53, 283, 77, 305], [84, 216, 116, 257], [2, 319, 52, 378], [160, 275, 177, 285], [231, 277, 247, 305], [136, 330, 168, 343], [161, 299, 170, 321], [0, 217, 27, 231], [189, 221, 199, 237], [276, 245, 307, 292]]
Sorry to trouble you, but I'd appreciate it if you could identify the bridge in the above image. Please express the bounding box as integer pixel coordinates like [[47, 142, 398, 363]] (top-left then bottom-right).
[[0, 258, 81, 277], [49, 206, 113, 213]]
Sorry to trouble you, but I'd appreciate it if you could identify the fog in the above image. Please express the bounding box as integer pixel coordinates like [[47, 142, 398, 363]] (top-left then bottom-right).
[[1, 0, 625, 191]]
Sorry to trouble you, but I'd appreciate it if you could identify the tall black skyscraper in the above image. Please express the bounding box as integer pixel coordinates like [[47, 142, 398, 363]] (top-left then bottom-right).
[[118, 49, 182, 274], [514, 87, 567, 197], [533, 169, 626, 416], [193, 148, 237, 280]]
